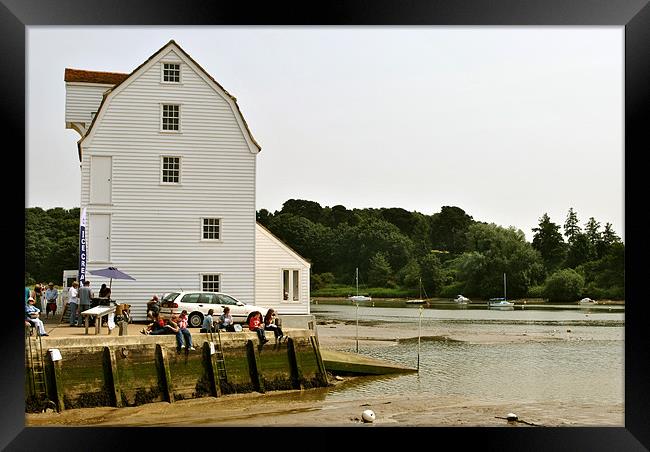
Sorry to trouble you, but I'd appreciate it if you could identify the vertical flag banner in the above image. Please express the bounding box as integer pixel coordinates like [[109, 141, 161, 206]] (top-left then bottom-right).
[[78, 207, 87, 284]]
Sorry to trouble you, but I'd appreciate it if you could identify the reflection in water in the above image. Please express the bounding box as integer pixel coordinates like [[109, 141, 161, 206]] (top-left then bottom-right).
[[312, 301, 624, 407]]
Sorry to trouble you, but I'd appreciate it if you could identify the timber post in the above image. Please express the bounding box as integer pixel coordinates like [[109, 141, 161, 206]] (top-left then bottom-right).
[[246, 339, 264, 393], [155, 344, 173, 403]]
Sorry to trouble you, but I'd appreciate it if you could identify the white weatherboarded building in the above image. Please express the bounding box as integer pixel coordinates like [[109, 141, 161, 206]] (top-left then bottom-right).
[[65, 40, 310, 321]]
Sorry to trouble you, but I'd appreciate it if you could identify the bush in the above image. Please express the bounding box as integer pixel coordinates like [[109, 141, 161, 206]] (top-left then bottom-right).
[[439, 282, 466, 298], [543, 268, 585, 302], [526, 285, 545, 298]]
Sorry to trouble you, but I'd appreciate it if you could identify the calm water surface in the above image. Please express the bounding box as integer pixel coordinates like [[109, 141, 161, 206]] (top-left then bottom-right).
[[310, 300, 624, 406]]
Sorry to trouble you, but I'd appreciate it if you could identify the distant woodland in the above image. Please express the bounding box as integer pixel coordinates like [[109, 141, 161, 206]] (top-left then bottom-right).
[[25, 201, 624, 301]]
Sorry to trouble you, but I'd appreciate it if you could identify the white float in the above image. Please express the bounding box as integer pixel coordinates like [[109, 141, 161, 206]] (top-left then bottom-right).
[[361, 409, 376, 423]]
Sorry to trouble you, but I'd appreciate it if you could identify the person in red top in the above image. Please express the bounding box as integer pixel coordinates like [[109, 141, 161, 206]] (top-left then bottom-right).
[[248, 311, 268, 344]]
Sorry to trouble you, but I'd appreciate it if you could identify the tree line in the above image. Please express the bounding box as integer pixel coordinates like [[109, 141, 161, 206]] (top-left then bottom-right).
[[257, 201, 624, 302], [24, 202, 624, 301]]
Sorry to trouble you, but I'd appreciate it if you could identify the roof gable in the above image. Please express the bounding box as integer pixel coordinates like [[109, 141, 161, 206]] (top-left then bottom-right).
[[75, 39, 261, 160]]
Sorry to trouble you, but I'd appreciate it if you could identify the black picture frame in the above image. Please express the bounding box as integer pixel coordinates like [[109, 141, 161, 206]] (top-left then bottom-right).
[[5, 0, 649, 450]]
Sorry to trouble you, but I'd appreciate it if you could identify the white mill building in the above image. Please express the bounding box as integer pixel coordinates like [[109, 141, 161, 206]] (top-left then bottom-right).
[[64, 40, 311, 323]]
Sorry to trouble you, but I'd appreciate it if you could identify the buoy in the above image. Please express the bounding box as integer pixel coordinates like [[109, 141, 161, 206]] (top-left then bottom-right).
[[506, 412, 518, 422], [361, 409, 376, 423]]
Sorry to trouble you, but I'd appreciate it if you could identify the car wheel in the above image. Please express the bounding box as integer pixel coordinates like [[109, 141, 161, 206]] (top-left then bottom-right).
[[188, 312, 203, 328]]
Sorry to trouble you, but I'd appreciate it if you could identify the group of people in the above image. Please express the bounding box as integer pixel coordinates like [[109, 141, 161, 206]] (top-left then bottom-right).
[[143, 294, 286, 349], [25, 282, 60, 319], [248, 309, 285, 346], [141, 304, 194, 354], [67, 280, 112, 328]]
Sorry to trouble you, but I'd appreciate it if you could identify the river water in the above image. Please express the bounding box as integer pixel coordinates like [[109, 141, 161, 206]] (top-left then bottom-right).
[[310, 300, 624, 408]]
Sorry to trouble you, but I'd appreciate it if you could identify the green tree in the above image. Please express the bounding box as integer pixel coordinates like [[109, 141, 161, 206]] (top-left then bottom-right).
[[531, 213, 566, 273], [565, 233, 592, 268], [429, 206, 474, 254], [256, 208, 273, 227], [418, 251, 446, 295], [563, 207, 581, 243], [454, 223, 543, 298], [544, 268, 585, 302], [368, 252, 393, 287], [279, 199, 323, 224]]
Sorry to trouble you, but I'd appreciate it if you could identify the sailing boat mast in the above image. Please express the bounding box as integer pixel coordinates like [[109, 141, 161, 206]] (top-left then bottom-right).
[[356, 267, 359, 296], [503, 273, 507, 301]]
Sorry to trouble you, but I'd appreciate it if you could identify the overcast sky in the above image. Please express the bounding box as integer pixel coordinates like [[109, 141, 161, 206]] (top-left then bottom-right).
[[26, 26, 624, 241]]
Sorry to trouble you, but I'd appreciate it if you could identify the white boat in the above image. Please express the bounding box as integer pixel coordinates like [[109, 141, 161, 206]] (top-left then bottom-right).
[[488, 298, 514, 307], [488, 273, 514, 308], [578, 297, 597, 305], [454, 294, 470, 304], [406, 277, 428, 304], [348, 268, 372, 303]]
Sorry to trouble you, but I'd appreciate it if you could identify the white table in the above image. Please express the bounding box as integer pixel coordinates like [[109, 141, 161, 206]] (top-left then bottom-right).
[[80, 305, 116, 335]]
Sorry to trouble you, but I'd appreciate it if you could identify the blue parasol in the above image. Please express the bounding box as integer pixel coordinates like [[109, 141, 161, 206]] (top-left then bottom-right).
[[88, 266, 136, 288]]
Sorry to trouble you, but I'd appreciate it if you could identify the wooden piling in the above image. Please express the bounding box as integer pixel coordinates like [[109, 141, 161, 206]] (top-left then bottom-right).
[[202, 341, 221, 397], [246, 339, 264, 393], [286, 338, 304, 390], [310, 335, 329, 386], [155, 344, 173, 403], [48, 352, 65, 411], [103, 346, 122, 407]]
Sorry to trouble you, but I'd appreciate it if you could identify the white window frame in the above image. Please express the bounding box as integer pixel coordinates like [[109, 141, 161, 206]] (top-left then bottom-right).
[[160, 61, 182, 84], [160, 155, 181, 185], [201, 217, 222, 242], [281, 268, 300, 303], [160, 103, 181, 133], [201, 273, 221, 292]]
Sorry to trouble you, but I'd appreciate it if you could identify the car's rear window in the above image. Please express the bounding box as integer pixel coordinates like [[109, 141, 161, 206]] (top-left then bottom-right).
[[181, 293, 201, 303], [162, 292, 180, 302]]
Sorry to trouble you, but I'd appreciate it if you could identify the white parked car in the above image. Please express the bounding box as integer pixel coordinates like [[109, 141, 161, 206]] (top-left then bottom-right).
[[159, 291, 269, 328]]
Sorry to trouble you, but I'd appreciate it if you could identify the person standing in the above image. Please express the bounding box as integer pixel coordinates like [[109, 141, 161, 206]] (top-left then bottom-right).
[[68, 281, 80, 327], [77, 280, 94, 326], [45, 282, 59, 319], [34, 283, 43, 311]]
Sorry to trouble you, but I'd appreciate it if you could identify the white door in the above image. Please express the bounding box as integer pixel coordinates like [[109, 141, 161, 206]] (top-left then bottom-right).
[[89, 213, 110, 262], [90, 156, 112, 205]]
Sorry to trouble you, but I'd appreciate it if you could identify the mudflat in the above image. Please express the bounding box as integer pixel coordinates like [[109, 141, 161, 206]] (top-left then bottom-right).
[[25, 318, 624, 427]]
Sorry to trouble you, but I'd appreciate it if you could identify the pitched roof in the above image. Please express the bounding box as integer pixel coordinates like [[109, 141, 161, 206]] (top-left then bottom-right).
[[64, 68, 129, 85], [73, 40, 261, 160]]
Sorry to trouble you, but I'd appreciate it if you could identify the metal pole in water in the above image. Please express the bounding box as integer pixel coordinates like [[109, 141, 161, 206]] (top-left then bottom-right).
[[356, 302, 359, 353], [417, 305, 423, 373]]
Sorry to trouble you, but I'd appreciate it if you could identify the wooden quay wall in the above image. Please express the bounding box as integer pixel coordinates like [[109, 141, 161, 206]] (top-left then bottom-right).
[[25, 329, 328, 412]]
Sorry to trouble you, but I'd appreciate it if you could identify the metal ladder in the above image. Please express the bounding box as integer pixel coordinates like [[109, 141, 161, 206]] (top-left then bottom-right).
[[207, 328, 228, 390], [25, 327, 51, 410]]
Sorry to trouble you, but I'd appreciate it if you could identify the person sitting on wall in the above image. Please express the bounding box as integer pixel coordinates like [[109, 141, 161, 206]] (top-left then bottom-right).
[[175, 310, 195, 353], [147, 295, 160, 321], [25, 297, 48, 336], [264, 308, 285, 343], [248, 311, 268, 345], [200, 309, 216, 333], [141, 312, 164, 335], [217, 306, 236, 332]]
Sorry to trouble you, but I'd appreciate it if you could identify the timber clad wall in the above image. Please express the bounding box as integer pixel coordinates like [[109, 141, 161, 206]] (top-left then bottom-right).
[[70, 44, 258, 319], [255, 224, 311, 315], [65, 82, 112, 127]]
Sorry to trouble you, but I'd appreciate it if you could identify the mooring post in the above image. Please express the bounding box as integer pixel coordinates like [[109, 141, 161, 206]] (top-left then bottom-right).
[[103, 346, 123, 407], [246, 339, 264, 393], [310, 335, 329, 386], [155, 344, 173, 403], [202, 341, 221, 397], [286, 338, 304, 390], [47, 351, 65, 412]]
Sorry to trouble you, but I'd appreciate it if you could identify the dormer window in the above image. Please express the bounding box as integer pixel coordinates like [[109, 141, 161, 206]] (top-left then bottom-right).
[[162, 63, 180, 83]]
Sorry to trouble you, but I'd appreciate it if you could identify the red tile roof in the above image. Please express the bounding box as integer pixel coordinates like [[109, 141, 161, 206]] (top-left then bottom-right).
[[64, 68, 129, 85]]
